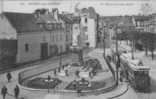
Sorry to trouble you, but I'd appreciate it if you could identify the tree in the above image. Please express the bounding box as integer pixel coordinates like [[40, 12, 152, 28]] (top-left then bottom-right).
[[140, 32, 156, 59], [147, 33, 156, 60], [140, 32, 149, 56]]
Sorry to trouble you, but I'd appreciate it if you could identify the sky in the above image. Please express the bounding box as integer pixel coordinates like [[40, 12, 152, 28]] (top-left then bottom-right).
[[0, 0, 156, 16]]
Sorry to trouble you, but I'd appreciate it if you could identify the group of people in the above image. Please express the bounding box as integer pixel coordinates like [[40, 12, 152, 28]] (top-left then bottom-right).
[[53, 65, 70, 77], [1, 72, 20, 99], [75, 69, 95, 79]]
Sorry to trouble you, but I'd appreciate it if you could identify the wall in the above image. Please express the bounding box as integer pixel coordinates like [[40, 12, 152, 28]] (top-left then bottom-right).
[[16, 32, 45, 63], [87, 18, 96, 47], [51, 29, 66, 53], [80, 14, 96, 48], [16, 29, 67, 63], [0, 15, 17, 39], [0, 39, 17, 68]]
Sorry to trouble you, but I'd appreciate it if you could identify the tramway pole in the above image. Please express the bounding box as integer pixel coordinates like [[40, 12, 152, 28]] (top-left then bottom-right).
[[115, 25, 120, 86], [103, 23, 107, 58], [131, 39, 134, 59]]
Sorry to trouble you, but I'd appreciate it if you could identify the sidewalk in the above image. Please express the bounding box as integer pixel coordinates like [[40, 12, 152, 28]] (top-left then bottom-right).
[[0, 48, 93, 75]]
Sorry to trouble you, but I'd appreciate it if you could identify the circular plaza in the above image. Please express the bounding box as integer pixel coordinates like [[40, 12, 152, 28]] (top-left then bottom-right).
[[18, 49, 117, 97]]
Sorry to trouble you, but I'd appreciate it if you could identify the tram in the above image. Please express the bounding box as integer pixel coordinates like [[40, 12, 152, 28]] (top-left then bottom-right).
[[110, 46, 150, 92], [120, 53, 151, 91]]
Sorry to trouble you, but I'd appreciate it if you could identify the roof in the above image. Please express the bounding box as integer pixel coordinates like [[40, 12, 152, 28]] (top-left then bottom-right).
[[128, 59, 150, 71], [80, 7, 97, 19], [36, 14, 57, 24], [134, 15, 151, 21], [3, 12, 44, 33], [59, 14, 73, 23]]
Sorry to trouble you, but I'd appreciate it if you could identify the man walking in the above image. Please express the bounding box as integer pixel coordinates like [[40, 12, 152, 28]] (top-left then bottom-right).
[[1, 85, 7, 99], [14, 85, 20, 99], [6, 72, 12, 83]]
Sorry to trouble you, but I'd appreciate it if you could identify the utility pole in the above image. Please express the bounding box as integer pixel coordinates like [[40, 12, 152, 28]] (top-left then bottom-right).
[[103, 27, 106, 58], [103, 22, 106, 58], [115, 25, 120, 86], [131, 39, 134, 59], [130, 29, 135, 60]]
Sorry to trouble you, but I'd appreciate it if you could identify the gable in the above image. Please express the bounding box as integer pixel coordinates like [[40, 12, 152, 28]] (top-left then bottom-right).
[[0, 15, 17, 39]]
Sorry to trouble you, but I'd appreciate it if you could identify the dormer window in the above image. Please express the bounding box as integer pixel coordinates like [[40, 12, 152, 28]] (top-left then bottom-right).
[[25, 43, 29, 52]]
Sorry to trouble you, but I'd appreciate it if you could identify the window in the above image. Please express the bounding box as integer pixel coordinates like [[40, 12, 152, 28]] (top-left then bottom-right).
[[25, 43, 29, 52], [75, 26, 78, 29], [56, 34, 58, 42], [60, 34, 62, 41], [84, 26, 88, 32], [85, 18, 87, 23], [66, 34, 68, 41], [52, 34, 55, 42]]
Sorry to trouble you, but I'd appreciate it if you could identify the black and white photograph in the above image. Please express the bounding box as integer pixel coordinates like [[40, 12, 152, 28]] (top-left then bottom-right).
[[0, 0, 156, 99]]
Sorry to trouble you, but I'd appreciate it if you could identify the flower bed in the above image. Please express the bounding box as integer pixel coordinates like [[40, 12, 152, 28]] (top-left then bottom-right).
[[26, 77, 62, 89], [65, 80, 106, 91]]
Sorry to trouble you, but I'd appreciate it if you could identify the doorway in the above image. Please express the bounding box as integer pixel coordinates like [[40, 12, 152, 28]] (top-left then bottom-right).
[[40, 43, 48, 60]]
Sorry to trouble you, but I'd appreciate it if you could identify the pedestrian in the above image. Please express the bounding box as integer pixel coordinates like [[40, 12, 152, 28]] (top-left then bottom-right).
[[1, 85, 7, 99], [65, 70, 68, 76], [89, 72, 93, 79], [54, 69, 57, 76], [77, 86, 82, 97], [14, 85, 20, 99], [58, 67, 61, 72], [6, 72, 12, 83], [75, 70, 80, 78]]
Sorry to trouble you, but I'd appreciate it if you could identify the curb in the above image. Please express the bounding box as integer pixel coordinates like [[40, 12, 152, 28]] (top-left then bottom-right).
[[19, 78, 117, 96], [17, 48, 117, 96], [107, 83, 129, 99]]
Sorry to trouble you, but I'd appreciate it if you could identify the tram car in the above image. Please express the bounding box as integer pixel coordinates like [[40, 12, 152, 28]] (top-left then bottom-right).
[[120, 54, 150, 92]]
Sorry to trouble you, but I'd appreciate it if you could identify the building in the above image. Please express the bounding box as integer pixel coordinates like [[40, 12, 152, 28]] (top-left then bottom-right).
[[148, 13, 156, 33], [0, 9, 72, 64], [73, 7, 98, 48], [3, 12, 50, 63], [132, 15, 151, 32], [99, 16, 133, 48], [79, 7, 98, 48], [72, 16, 81, 46], [59, 13, 73, 51], [0, 14, 17, 67]]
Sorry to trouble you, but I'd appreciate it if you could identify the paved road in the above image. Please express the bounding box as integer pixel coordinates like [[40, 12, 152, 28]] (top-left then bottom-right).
[[0, 53, 79, 99], [0, 48, 139, 99]]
